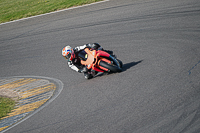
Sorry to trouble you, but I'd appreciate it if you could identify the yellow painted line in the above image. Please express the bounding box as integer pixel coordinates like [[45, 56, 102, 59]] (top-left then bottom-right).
[[1, 99, 48, 119], [19, 83, 56, 99], [0, 126, 9, 132], [14, 79, 51, 92], [0, 78, 23, 86], [0, 78, 39, 90]]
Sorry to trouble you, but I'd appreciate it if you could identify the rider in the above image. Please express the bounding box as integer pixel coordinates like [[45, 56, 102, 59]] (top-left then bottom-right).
[[62, 43, 114, 79]]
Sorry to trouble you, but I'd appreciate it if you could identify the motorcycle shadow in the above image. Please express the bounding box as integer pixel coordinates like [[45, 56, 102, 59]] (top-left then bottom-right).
[[121, 60, 143, 72]]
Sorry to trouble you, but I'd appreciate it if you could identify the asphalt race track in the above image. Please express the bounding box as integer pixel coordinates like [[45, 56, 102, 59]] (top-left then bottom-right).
[[0, 0, 200, 132]]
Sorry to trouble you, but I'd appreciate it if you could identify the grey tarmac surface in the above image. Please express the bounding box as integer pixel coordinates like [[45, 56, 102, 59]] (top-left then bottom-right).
[[0, 0, 200, 132]]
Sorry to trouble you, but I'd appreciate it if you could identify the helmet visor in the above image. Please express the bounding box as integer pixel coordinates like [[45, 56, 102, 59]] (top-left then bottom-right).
[[65, 53, 71, 59], [65, 49, 72, 59]]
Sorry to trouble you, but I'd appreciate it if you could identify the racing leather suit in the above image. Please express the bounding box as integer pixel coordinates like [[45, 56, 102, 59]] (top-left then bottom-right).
[[67, 44, 104, 73], [67, 43, 114, 79]]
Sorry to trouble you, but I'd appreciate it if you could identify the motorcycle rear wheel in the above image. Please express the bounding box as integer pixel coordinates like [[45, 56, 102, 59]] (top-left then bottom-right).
[[116, 59, 123, 68], [99, 61, 122, 72]]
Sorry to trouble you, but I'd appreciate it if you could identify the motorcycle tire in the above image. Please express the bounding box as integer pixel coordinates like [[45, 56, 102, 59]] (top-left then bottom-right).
[[116, 59, 123, 68], [99, 60, 122, 72]]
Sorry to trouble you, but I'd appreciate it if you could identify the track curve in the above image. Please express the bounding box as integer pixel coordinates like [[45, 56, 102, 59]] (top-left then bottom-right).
[[0, 0, 200, 132]]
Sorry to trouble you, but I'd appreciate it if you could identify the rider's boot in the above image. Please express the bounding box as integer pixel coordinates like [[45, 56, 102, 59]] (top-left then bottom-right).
[[84, 72, 93, 79], [83, 69, 98, 79]]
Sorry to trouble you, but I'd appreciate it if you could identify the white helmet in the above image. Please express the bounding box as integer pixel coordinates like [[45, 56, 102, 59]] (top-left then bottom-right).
[[62, 46, 72, 59]]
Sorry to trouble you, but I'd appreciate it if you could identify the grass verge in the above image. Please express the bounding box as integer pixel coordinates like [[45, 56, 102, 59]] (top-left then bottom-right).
[[0, 0, 103, 23], [0, 97, 16, 119]]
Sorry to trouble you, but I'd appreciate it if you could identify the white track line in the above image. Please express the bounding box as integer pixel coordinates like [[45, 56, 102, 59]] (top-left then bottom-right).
[[0, 0, 109, 26]]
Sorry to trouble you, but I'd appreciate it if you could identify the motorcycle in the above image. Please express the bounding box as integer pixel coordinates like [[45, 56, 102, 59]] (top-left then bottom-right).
[[78, 48, 123, 75]]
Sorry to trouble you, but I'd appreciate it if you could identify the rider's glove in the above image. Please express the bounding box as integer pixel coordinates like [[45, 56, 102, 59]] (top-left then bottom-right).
[[73, 47, 79, 52]]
